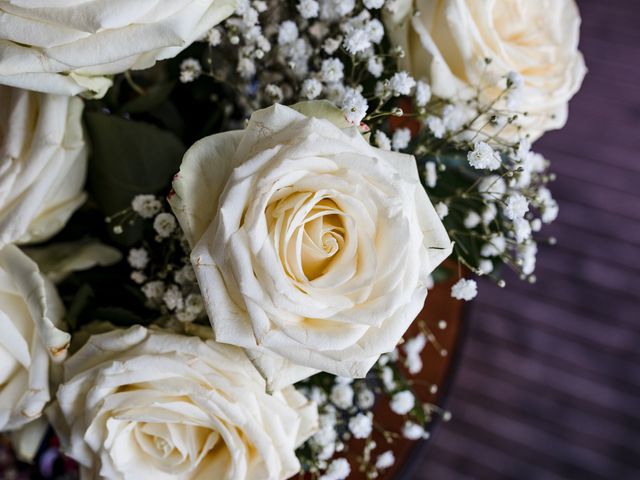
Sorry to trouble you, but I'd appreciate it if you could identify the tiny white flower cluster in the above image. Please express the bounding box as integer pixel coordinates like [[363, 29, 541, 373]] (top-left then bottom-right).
[[179, 58, 202, 83], [126, 195, 206, 323], [297, 319, 450, 477], [200, 0, 417, 131], [451, 278, 478, 301], [426, 134, 556, 288]]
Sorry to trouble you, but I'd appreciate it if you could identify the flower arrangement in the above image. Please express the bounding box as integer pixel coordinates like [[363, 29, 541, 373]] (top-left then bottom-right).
[[0, 0, 585, 479]]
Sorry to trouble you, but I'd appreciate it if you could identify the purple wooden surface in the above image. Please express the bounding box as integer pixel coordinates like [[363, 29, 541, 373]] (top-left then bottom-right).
[[409, 1, 640, 479]]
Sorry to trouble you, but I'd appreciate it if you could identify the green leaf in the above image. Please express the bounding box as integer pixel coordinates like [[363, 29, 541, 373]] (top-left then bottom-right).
[[432, 265, 453, 284], [85, 112, 185, 245], [118, 81, 175, 114], [65, 284, 95, 331]]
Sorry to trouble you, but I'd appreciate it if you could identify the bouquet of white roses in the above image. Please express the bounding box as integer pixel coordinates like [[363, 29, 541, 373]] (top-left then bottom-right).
[[0, 0, 585, 479]]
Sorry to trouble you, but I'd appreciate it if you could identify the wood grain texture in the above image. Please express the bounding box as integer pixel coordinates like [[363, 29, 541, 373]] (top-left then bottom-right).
[[408, 0, 640, 478]]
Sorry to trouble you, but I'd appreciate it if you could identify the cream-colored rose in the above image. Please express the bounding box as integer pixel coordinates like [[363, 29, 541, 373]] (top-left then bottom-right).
[[0, 86, 87, 248], [386, 0, 586, 140], [50, 326, 318, 480], [0, 244, 70, 432], [0, 0, 236, 97], [170, 102, 452, 390]]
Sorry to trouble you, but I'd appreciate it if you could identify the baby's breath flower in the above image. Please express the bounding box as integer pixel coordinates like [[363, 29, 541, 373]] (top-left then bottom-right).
[[482, 203, 498, 225], [330, 383, 354, 409], [162, 284, 184, 311], [426, 115, 445, 138], [481, 234, 506, 257], [341, 87, 368, 125], [364, 0, 385, 8], [392, 127, 411, 151], [131, 194, 161, 218], [142, 281, 164, 301], [390, 390, 415, 415], [538, 187, 559, 223], [376, 450, 396, 469], [320, 458, 350, 480], [334, 0, 355, 15], [348, 412, 373, 439], [179, 58, 202, 83], [478, 259, 494, 276], [344, 29, 371, 54], [153, 213, 177, 238], [301, 78, 322, 99], [253, 1, 267, 12], [309, 386, 328, 406], [451, 278, 478, 301], [520, 241, 538, 275], [320, 58, 344, 83], [468, 141, 502, 170], [357, 388, 375, 409], [127, 248, 149, 270], [375, 130, 391, 151], [463, 211, 481, 229], [185, 293, 204, 315], [264, 83, 283, 102], [277, 20, 299, 45], [207, 28, 222, 46], [424, 161, 437, 188], [381, 366, 396, 391], [130, 271, 146, 284], [297, 0, 319, 18], [367, 56, 384, 78], [389, 71, 416, 96], [365, 19, 384, 44], [504, 193, 529, 220], [403, 421, 426, 440], [442, 104, 467, 132], [512, 217, 532, 243], [530, 218, 543, 232], [174, 265, 196, 285], [403, 333, 426, 374], [435, 202, 449, 220], [237, 57, 256, 78], [415, 80, 432, 107], [403, 333, 426, 358]]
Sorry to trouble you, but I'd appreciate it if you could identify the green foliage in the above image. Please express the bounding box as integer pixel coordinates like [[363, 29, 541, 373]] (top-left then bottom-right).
[[84, 111, 185, 245], [118, 81, 176, 114]]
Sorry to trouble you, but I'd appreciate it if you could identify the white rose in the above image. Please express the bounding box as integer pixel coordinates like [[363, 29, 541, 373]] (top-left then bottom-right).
[[0, 86, 87, 248], [0, 244, 70, 432], [0, 0, 237, 97], [49, 326, 318, 480], [386, 0, 586, 140], [170, 102, 452, 390]]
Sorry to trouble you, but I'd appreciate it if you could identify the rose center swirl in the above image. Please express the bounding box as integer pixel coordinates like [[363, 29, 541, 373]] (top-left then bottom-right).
[[267, 192, 347, 283]]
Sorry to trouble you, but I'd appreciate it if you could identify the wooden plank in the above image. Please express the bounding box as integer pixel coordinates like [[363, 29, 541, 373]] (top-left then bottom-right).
[[472, 309, 640, 388], [415, 0, 640, 477]]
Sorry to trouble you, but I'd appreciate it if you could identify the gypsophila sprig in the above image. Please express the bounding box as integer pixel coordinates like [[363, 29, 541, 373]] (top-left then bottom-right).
[[124, 196, 208, 325], [295, 319, 453, 478]]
